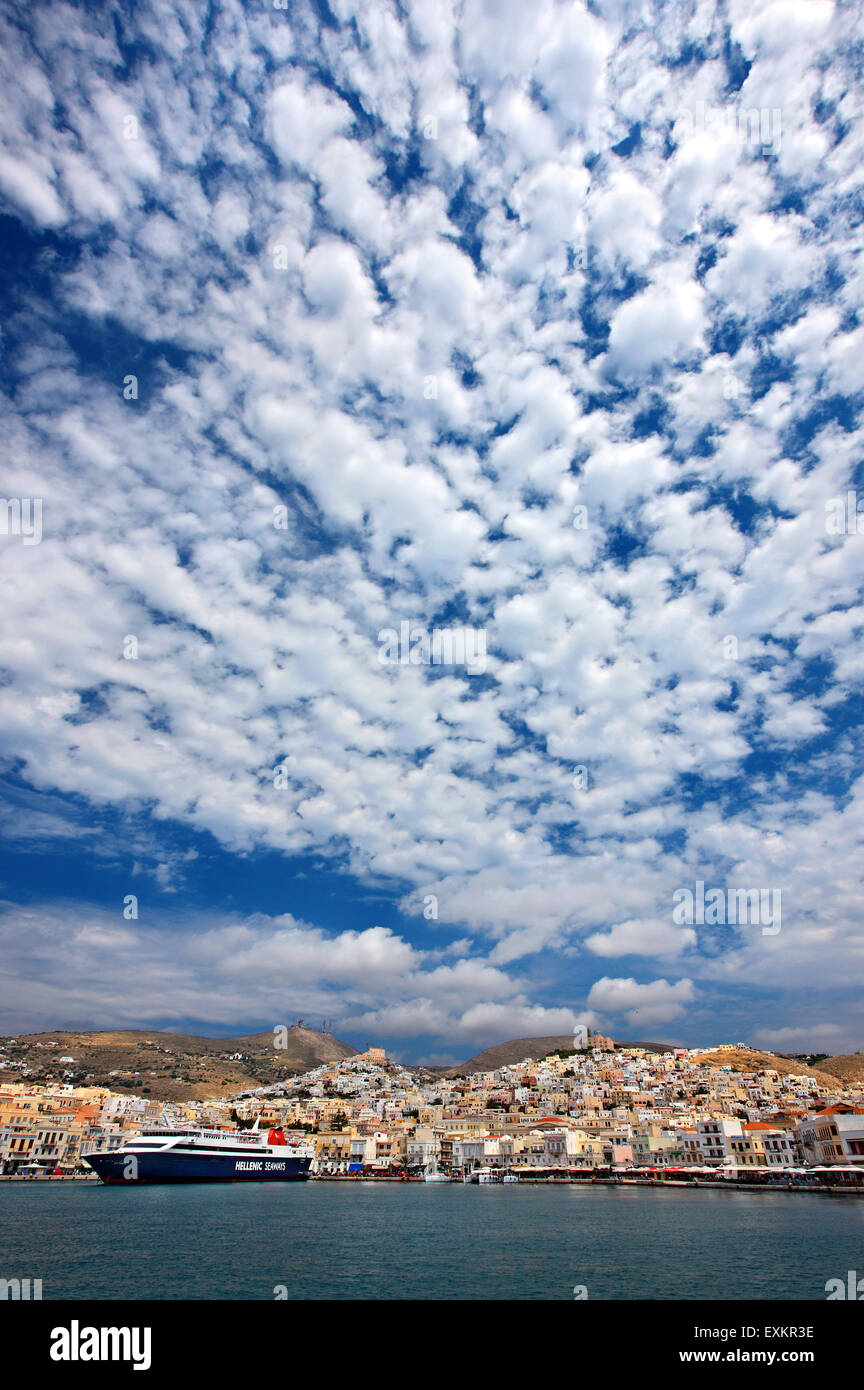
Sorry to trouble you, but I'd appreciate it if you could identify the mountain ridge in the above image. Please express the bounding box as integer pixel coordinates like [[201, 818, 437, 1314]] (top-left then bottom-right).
[[3, 1028, 861, 1097]]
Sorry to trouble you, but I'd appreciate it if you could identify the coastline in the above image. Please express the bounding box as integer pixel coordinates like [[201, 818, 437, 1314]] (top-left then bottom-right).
[[4, 1171, 864, 1195]]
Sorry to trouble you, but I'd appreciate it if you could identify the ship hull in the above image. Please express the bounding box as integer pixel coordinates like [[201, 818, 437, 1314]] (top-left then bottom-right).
[[85, 1151, 312, 1185]]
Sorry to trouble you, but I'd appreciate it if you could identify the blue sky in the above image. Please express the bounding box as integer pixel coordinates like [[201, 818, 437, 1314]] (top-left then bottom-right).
[[0, 0, 863, 1064]]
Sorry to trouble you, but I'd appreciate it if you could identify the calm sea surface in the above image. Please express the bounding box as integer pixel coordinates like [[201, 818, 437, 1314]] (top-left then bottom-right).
[[2, 1182, 862, 1300]]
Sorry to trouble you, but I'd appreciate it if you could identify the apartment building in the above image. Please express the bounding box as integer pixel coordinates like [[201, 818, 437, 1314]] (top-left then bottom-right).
[[697, 1117, 744, 1164], [743, 1122, 798, 1167], [407, 1126, 437, 1167], [630, 1131, 682, 1166], [797, 1106, 864, 1165]]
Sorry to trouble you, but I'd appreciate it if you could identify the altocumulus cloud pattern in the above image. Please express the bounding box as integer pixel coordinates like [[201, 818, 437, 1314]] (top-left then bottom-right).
[[0, 0, 862, 1062]]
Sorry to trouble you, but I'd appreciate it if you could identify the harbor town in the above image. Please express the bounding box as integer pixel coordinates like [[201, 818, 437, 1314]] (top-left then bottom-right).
[[2, 1035, 863, 1189]]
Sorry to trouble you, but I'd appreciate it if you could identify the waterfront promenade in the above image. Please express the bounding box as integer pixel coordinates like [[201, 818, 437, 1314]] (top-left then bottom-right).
[[5, 1169, 864, 1194]]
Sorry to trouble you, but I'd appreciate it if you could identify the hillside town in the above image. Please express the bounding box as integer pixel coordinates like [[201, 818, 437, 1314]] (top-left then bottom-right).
[[3, 1035, 864, 1182]]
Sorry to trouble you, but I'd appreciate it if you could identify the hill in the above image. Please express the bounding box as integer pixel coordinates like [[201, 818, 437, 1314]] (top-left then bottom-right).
[[0, 1026, 357, 1101], [448, 1034, 674, 1075], [789, 1052, 864, 1086], [687, 1047, 841, 1088], [448, 1037, 863, 1084]]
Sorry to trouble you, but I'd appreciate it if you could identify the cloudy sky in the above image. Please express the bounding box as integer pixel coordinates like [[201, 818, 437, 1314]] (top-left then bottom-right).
[[0, 0, 862, 1063]]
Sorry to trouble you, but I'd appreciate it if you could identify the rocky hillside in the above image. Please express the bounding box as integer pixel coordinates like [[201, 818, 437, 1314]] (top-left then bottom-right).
[[0, 1025, 357, 1101], [802, 1053, 864, 1086]]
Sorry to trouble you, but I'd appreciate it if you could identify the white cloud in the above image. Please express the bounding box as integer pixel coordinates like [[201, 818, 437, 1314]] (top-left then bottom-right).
[[587, 977, 697, 1028], [585, 919, 697, 958], [605, 271, 705, 377], [0, 0, 861, 1050]]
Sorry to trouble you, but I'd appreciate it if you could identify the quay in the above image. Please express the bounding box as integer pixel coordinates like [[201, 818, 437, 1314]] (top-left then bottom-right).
[[309, 1169, 864, 1193], [0, 1172, 99, 1182], [4, 1170, 863, 1193]]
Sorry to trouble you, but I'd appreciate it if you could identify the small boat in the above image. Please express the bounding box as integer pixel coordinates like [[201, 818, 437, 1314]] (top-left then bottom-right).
[[464, 1165, 498, 1183], [502, 1172, 519, 1183], [423, 1155, 449, 1183]]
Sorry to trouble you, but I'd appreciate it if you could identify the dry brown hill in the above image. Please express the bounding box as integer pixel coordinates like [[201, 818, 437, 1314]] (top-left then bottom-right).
[[808, 1053, 864, 1085], [688, 1047, 841, 1088], [0, 1026, 357, 1101]]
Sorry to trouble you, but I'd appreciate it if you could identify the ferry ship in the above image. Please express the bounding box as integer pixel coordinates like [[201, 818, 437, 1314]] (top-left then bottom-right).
[[85, 1123, 313, 1185]]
